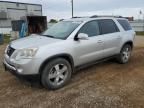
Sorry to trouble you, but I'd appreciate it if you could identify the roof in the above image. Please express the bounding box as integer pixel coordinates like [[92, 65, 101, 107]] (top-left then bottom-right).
[[0, 1, 42, 6]]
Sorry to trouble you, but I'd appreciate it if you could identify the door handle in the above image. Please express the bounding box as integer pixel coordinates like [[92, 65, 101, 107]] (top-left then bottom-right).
[[98, 40, 103, 43], [117, 36, 121, 39]]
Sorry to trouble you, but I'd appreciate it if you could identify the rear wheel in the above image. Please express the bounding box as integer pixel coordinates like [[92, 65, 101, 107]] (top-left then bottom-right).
[[117, 44, 132, 64], [41, 58, 72, 90]]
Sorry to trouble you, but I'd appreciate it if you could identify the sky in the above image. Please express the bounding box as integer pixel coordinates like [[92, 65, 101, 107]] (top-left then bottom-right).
[[1, 0, 144, 20]]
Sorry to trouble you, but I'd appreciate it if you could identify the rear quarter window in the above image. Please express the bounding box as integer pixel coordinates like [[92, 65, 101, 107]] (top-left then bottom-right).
[[117, 19, 132, 31], [98, 19, 119, 35]]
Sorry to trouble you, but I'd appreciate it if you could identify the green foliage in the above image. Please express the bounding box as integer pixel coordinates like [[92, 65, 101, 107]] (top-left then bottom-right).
[[136, 32, 144, 36], [49, 19, 58, 23], [4, 34, 10, 43]]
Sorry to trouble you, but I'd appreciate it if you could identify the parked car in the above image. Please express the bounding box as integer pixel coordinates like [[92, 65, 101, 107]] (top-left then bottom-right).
[[3, 17, 135, 90]]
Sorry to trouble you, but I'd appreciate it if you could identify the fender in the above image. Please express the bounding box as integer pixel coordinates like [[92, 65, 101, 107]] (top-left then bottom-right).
[[39, 53, 74, 75]]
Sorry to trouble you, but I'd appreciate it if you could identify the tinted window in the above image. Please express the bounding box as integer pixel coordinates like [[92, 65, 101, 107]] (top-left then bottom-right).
[[118, 19, 132, 31], [99, 19, 119, 34], [79, 21, 100, 37], [42, 21, 81, 39]]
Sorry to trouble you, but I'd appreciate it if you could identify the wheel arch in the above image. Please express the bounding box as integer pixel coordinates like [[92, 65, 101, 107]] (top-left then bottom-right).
[[39, 54, 74, 75], [121, 41, 134, 50]]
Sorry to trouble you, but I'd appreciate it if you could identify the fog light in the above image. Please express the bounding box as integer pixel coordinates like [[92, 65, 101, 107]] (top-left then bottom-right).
[[17, 68, 23, 74]]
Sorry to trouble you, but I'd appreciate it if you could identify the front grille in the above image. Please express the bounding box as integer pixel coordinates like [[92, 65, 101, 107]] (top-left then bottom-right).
[[7, 46, 15, 57]]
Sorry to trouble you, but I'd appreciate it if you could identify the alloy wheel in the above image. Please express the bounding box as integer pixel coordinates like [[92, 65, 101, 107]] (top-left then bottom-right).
[[122, 47, 131, 63], [48, 64, 68, 86]]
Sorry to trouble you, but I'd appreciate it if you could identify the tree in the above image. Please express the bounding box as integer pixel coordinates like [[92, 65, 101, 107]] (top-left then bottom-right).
[[49, 19, 58, 23]]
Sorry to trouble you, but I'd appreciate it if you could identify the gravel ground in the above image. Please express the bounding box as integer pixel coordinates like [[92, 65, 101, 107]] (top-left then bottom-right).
[[134, 35, 144, 47], [0, 36, 144, 108]]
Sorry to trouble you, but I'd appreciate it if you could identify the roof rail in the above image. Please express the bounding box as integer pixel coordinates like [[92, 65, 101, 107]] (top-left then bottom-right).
[[71, 16, 89, 19], [71, 15, 124, 19], [72, 17, 82, 18], [90, 15, 123, 18]]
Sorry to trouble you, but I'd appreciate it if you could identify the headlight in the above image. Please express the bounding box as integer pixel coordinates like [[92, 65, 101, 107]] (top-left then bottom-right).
[[12, 48, 38, 60]]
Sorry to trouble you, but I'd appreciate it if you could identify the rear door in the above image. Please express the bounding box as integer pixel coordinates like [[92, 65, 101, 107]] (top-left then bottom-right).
[[98, 19, 122, 57]]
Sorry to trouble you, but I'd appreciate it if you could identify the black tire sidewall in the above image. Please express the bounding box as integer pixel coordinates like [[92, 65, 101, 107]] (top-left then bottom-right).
[[41, 58, 72, 90]]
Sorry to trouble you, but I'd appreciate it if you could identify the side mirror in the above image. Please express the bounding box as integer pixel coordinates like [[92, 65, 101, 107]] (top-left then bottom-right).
[[77, 33, 89, 40]]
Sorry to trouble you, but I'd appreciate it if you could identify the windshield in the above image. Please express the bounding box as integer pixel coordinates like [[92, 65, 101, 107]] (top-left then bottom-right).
[[42, 21, 81, 39]]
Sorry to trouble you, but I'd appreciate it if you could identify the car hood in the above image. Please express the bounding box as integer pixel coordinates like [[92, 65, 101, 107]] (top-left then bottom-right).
[[10, 34, 61, 49]]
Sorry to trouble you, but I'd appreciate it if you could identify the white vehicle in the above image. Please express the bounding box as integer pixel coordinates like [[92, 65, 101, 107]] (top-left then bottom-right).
[[3, 16, 135, 90]]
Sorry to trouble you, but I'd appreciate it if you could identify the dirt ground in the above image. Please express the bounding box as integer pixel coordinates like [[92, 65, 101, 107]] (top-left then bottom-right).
[[0, 36, 144, 108]]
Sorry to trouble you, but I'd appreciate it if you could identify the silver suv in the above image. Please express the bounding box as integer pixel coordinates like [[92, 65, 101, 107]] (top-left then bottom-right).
[[3, 17, 135, 90]]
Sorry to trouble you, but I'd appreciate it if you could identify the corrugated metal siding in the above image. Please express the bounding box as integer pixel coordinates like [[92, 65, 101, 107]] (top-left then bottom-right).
[[130, 21, 144, 32], [0, 20, 11, 28], [0, 28, 12, 34], [7, 9, 27, 20], [0, 1, 42, 27], [0, 11, 7, 19]]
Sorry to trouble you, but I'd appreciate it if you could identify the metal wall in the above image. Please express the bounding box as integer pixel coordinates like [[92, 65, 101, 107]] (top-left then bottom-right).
[[130, 20, 144, 32], [0, 20, 11, 28], [0, 1, 42, 28], [0, 28, 12, 34]]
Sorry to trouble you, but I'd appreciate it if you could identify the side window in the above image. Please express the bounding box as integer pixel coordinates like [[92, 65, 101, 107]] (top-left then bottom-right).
[[78, 21, 100, 37], [99, 19, 119, 35], [117, 19, 132, 31]]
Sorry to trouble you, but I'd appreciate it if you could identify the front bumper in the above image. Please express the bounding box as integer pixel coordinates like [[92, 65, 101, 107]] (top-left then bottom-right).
[[3, 58, 16, 71], [3, 59, 40, 81], [4, 53, 42, 75]]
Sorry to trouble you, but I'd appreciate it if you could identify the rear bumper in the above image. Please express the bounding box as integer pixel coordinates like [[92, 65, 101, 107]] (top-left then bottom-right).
[[3, 60, 40, 81]]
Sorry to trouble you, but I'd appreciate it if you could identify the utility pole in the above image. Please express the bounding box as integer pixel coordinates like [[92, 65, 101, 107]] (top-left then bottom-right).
[[143, 13, 144, 32], [139, 10, 144, 32], [71, 0, 73, 18]]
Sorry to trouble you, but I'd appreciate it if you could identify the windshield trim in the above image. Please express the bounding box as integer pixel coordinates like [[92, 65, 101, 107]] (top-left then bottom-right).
[[64, 24, 81, 40], [40, 34, 65, 40]]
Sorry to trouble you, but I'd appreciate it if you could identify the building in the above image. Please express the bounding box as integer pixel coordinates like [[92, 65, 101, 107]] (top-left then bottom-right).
[[124, 17, 134, 21], [0, 1, 42, 33]]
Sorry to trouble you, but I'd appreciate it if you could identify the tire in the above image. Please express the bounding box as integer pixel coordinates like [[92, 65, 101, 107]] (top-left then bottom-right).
[[117, 44, 132, 64], [41, 58, 72, 90]]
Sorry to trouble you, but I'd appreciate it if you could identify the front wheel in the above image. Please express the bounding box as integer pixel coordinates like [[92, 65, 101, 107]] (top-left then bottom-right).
[[41, 58, 72, 90], [117, 44, 132, 64]]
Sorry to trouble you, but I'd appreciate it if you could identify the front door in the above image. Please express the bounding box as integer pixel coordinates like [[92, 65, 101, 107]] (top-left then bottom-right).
[[73, 20, 104, 66]]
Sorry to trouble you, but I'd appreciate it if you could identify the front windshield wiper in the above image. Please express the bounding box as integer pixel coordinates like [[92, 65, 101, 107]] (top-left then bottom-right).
[[40, 35, 55, 38], [40, 34, 65, 40]]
